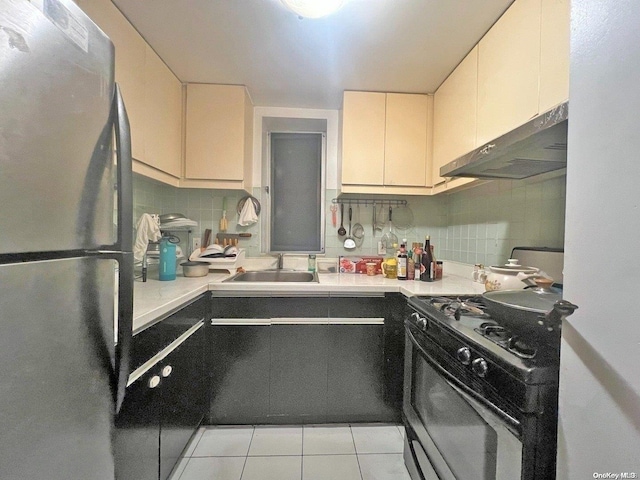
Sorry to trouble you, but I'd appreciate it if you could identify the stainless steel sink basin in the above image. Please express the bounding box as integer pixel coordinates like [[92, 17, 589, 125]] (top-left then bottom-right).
[[225, 270, 318, 283]]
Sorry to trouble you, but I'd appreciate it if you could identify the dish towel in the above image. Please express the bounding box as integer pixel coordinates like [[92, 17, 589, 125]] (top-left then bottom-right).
[[238, 197, 258, 226], [134, 213, 162, 263]]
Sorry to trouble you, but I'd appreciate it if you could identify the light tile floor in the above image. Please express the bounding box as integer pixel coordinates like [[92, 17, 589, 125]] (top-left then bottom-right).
[[170, 424, 411, 480]]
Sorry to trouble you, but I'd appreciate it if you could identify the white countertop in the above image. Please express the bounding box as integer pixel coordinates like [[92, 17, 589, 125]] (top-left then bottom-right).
[[133, 263, 485, 334]]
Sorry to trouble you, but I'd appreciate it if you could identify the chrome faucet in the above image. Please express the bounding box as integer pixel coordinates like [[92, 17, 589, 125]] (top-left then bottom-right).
[[276, 253, 284, 270]]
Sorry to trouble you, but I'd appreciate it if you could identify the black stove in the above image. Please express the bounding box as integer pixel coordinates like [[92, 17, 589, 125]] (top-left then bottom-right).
[[407, 294, 561, 388]]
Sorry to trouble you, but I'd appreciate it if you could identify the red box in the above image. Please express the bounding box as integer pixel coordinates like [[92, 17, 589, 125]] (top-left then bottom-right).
[[339, 256, 384, 274]]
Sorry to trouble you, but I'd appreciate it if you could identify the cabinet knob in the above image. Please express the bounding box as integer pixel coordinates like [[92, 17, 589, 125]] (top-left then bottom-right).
[[456, 347, 472, 365], [471, 358, 488, 378], [149, 375, 161, 389], [161, 365, 173, 378]]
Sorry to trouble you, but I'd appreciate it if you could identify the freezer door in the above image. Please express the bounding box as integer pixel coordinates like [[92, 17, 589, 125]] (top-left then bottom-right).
[[0, 0, 116, 253], [0, 257, 118, 480]]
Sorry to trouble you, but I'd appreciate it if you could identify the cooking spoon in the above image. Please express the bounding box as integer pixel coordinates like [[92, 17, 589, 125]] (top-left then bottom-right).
[[344, 206, 356, 250], [352, 204, 364, 243], [337, 203, 346, 237]]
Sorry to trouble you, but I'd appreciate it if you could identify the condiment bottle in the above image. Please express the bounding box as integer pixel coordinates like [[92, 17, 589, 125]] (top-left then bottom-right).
[[414, 246, 422, 280], [420, 236, 434, 282], [407, 249, 415, 280], [397, 243, 408, 280]]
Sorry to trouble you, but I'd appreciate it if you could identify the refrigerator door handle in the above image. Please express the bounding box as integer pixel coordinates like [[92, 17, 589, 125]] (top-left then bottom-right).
[[113, 84, 134, 413], [114, 83, 133, 251]]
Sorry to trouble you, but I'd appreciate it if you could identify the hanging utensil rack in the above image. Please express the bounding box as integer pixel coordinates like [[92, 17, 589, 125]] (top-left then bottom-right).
[[331, 198, 408, 207]]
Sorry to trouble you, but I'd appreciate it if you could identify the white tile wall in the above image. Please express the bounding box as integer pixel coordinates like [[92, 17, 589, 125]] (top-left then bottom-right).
[[133, 174, 566, 265]]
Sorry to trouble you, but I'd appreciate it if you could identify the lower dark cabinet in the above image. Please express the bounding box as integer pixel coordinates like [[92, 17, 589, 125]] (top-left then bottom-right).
[[115, 295, 208, 480], [114, 370, 161, 480], [269, 324, 329, 422], [159, 327, 206, 480], [327, 324, 393, 422], [208, 324, 271, 424], [208, 293, 404, 425]]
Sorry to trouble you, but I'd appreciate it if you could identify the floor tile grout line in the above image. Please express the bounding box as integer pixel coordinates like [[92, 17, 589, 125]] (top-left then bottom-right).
[[349, 424, 365, 480], [301, 424, 306, 479], [238, 425, 256, 480]]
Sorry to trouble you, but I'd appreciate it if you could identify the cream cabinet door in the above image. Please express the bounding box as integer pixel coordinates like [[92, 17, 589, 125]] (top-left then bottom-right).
[[143, 46, 182, 178], [433, 46, 478, 185], [539, 0, 570, 112], [76, 0, 146, 162], [384, 93, 430, 186], [341, 91, 386, 186], [185, 84, 250, 181], [477, 0, 542, 145]]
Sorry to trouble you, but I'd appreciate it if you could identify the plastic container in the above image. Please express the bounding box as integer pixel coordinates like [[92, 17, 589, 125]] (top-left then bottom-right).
[[159, 239, 177, 281]]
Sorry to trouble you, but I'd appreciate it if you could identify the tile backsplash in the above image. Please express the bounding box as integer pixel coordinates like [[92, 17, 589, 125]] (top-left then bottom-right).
[[133, 173, 565, 266]]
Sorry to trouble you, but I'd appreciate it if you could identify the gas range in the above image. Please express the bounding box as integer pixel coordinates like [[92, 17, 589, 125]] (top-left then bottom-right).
[[407, 295, 561, 387]]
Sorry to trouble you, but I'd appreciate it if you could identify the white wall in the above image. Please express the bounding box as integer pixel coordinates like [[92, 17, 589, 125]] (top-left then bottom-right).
[[558, 0, 640, 476]]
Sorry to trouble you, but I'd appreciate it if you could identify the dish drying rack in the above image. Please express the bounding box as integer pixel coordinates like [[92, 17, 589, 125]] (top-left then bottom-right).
[[193, 249, 246, 274]]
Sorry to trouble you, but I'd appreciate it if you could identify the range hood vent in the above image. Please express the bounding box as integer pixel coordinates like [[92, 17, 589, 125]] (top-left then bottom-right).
[[440, 102, 568, 180]]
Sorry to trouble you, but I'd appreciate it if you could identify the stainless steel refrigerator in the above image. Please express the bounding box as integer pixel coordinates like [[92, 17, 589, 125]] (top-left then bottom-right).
[[0, 0, 133, 478]]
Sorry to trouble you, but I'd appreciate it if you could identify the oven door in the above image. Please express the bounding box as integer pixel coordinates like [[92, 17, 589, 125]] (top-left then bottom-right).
[[403, 323, 523, 480]]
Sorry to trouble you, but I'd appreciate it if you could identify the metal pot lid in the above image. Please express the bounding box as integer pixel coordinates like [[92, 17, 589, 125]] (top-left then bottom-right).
[[483, 287, 562, 314], [159, 213, 185, 222], [489, 258, 538, 274]]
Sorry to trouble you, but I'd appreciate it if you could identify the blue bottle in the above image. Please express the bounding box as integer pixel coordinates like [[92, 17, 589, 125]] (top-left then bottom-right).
[[158, 239, 176, 281]]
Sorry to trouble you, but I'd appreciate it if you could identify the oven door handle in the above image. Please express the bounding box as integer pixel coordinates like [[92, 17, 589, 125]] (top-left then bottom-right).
[[406, 325, 521, 433]]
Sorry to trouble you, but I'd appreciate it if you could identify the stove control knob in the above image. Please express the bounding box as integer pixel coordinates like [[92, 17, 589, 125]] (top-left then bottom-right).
[[456, 347, 472, 365], [472, 358, 488, 378]]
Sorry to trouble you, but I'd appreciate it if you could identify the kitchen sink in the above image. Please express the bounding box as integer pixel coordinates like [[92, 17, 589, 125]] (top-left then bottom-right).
[[225, 270, 318, 283]]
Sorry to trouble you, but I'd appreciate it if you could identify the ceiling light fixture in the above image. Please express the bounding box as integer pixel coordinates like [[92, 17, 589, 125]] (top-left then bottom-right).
[[280, 0, 345, 19]]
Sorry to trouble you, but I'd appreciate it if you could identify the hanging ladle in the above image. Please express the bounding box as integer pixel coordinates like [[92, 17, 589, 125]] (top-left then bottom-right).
[[344, 205, 356, 250], [337, 203, 346, 237]]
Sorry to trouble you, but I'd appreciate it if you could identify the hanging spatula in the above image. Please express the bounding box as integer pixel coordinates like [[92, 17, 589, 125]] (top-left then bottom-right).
[[220, 197, 228, 232]]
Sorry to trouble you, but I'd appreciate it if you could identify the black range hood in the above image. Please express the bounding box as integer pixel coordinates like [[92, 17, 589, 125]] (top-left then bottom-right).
[[440, 102, 568, 180]]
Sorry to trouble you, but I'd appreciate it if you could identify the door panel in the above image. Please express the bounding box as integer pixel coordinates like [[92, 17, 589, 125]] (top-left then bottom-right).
[[0, 257, 116, 480], [0, 0, 115, 254], [160, 326, 206, 480]]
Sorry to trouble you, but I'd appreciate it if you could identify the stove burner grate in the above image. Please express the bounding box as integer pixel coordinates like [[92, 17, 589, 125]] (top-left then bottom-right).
[[474, 322, 538, 359], [428, 297, 490, 320]]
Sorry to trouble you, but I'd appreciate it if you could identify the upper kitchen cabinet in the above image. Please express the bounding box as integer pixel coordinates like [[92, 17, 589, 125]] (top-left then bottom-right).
[[183, 84, 254, 191], [477, 0, 542, 146], [76, 0, 146, 162], [385, 94, 431, 187], [341, 91, 432, 194], [341, 91, 386, 187], [142, 46, 182, 179], [432, 46, 478, 186], [539, 0, 570, 113], [77, 0, 182, 185], [430, 0, 568, 194]]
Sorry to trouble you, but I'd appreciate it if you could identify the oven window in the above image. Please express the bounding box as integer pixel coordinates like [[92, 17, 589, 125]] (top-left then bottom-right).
[[412, 352, 497, 479]]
